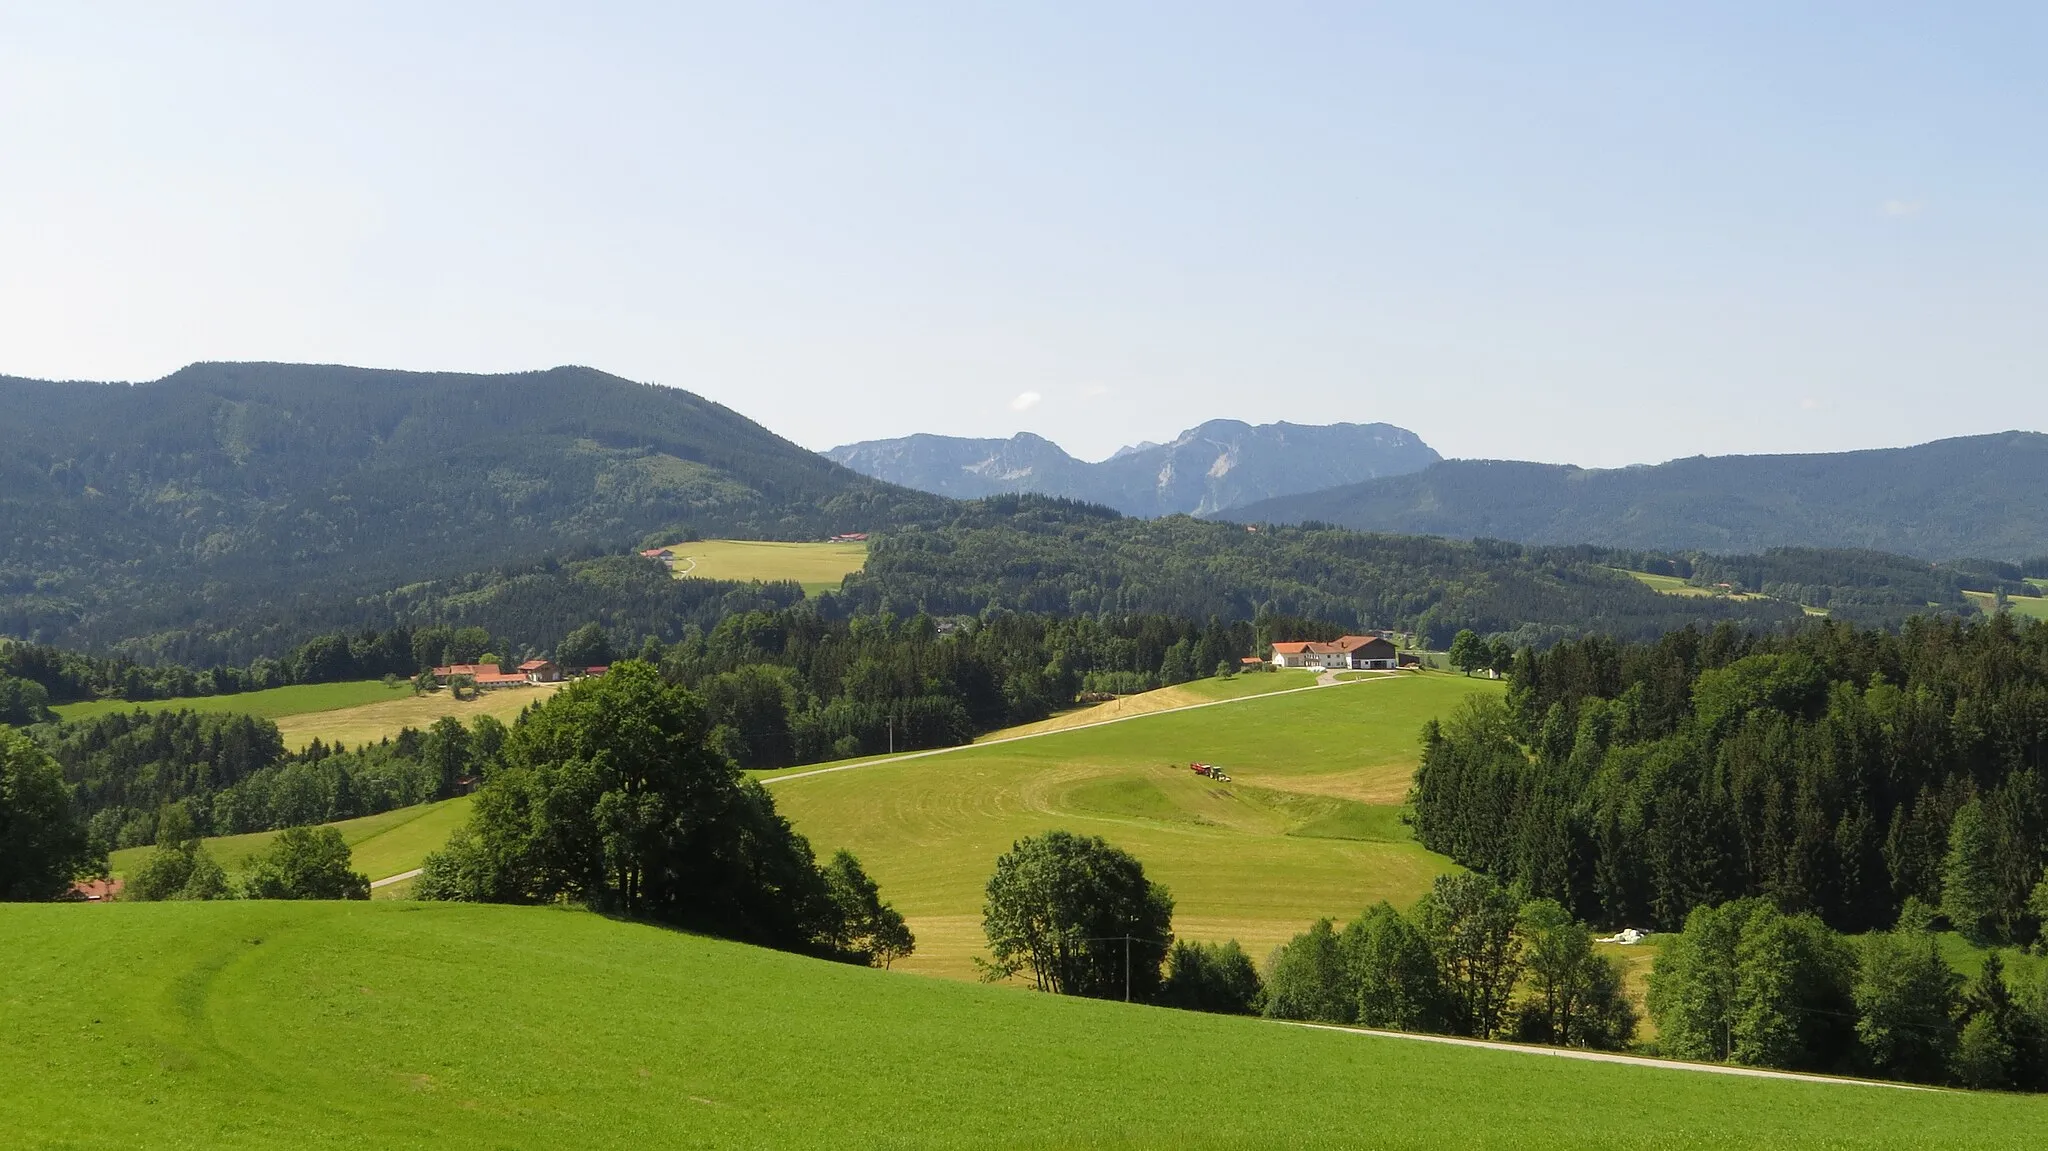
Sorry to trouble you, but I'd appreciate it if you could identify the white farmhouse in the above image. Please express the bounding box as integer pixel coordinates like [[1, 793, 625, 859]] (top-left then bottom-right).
[[1269, 636, 1399, 671]]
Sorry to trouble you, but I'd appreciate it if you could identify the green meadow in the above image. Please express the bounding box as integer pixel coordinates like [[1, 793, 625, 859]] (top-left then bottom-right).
[[2, 900, 2036, 1151], [1963, 589, 2048, 622], [52, 678, 559, 752], [105, 795, 473, 886], [667, 538, 868, 595], [765, 673, 1501, 977], [51, 679, 412, 724]]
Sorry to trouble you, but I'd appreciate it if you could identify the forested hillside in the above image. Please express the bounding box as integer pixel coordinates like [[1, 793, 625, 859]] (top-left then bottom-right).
[[0, 362, 943, 653], [835, 497, 1807, 647], [1413, 615, 2048, 936], [1230, 432, 2048, 562], [22, 493, 2031, 672]]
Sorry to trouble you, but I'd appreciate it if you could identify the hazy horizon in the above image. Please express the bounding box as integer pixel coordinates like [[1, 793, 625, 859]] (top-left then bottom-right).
[[3, 4, 2042, 468]]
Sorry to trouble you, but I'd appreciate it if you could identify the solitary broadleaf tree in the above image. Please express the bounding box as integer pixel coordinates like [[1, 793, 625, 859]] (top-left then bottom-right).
[[980, 830, 1173, 1000], [1447, 630, 1484, 677]]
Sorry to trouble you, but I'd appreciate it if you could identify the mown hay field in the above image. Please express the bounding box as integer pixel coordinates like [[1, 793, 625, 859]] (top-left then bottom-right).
[[52, 679, 561, 752], [667, 538, 867, 594], [764, 673, 1502, 978], [51, 679, 415, 724]]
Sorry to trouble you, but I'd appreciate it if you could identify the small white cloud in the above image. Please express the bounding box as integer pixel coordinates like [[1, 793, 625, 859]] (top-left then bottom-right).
[[1800, 397, 1823, 411], [1081, 384, 1110, 399], [1880, 199, 1922, 217], [1010, 391, 1042, 412]]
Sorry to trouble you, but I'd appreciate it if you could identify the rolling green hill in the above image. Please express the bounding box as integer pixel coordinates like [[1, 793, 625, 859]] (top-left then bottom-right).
[[1, 900, 2033, 1149], [1230, 432, 2048, 562], [764, 672, 1501, 977], [50, 679, 414, 723], [104, 795, 473, 886], [0, 362, 942, 660]]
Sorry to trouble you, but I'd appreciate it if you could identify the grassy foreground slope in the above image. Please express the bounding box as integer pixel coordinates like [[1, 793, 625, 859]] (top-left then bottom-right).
[[768, 673, 1499, 977], [3, 902, 2033, 1151]]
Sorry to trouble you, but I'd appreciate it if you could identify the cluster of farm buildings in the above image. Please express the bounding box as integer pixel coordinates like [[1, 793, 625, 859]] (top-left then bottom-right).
[[1267, 634, 1409, 671], [429, 660, 607, 691]]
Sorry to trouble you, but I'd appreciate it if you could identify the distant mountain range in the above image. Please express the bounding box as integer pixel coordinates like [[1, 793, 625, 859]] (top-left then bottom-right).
[[825, 420, 1441, 517], [1228, 432, 2048, 562]]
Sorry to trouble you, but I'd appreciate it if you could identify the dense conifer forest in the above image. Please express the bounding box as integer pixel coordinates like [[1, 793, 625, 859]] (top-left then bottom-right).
[[1412, 615, 2048, 938]]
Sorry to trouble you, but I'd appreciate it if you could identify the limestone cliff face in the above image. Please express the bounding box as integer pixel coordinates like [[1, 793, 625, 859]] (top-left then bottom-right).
[[826, 420, 1441, 517]]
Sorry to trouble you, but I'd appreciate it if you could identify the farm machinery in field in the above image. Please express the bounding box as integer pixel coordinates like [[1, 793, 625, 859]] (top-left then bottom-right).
[[1188, 761, 1232, 782]]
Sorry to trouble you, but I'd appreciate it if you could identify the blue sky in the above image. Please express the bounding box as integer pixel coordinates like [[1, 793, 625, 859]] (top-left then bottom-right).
[[1, 3, 2040, 466]]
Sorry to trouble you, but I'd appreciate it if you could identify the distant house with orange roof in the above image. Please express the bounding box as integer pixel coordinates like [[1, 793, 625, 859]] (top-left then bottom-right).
[[68, 878, 124, 902]]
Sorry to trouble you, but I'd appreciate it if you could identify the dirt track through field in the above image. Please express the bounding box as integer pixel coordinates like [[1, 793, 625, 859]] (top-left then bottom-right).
[[1280, 1021, 1939, 1090], [759, 674, 1404, 787]]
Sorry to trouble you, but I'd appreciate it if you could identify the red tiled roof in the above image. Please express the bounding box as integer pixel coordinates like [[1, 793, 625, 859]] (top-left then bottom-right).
[[584, 665, 610, 675], [1330, 635, 1394, 652], [1270, 642, 1313, 654], [517, 660, 552, 672], [435, 663, 496, 677], [474, 673, 528, 686]]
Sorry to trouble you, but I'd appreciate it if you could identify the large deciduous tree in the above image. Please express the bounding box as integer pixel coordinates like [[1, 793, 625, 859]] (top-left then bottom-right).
[[1157, 939, 1262, 1015], [1853, 928, 1960, 1083], [556, 622, 615, 671], [1262, 918, 1353, 1023], [822, 849, 915, 968], [128, 811, 231, 901], [1447, 629, 1484, 676], [243, 826, 370, 900], [1514, 899, 1636, 1049], [418, 662, 843, 952], [0, 728, 101, 899], [980, 830, 1173, 999], [1344, 901, 1445, 1032], [1416, 872, 1523, 1037], [1649, 898, 1857, 1071]]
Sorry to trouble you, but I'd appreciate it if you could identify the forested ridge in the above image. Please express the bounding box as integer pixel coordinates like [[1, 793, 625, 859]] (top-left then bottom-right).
[[1413, 615, 2048, 938], [1231, 431, 2048, 562], [835, 498, 1812, 649], [0, 362, 944, 655]]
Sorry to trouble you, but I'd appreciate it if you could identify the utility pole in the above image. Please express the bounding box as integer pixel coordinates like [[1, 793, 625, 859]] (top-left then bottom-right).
[[887, 715, 894, 755], [1125, 934, 1132, 1003]]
